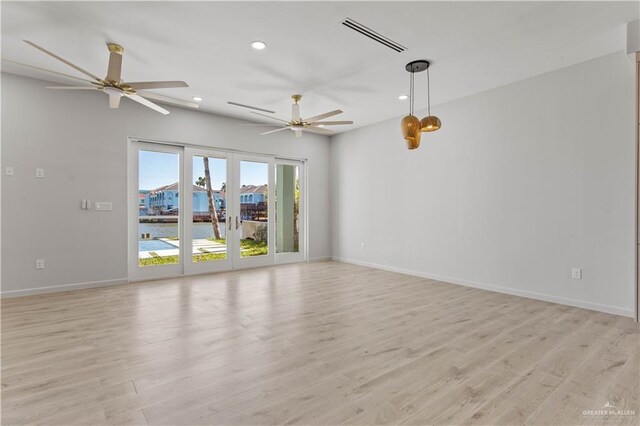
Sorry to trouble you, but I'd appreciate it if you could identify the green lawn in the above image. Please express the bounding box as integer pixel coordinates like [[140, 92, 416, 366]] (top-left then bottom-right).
[[138, 239, 267, 267], [139, 254, 180, 266], [239, 239, 268, 257]]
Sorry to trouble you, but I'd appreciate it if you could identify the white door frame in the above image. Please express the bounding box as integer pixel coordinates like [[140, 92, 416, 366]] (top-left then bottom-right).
[[184, 147, 233, 275], [128, 141, 184, 281]]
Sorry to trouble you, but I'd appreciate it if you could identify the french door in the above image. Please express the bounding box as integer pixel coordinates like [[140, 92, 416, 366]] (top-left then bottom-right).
[[129, 141, 305, 280], [231, 154, 275, 269], [130, 142, 184, 281], [183, 148, 233, 274]]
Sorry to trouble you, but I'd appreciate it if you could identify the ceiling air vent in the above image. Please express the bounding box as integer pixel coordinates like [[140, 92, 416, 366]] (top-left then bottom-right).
[[341, 18, 406, 53]]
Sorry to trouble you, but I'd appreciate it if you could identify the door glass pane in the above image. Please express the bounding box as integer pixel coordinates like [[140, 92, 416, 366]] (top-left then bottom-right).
[[138, 150, 180, 267], [192, 156, 227, 262], [276, 164, 300, 253], [239, 161, 269, 257]]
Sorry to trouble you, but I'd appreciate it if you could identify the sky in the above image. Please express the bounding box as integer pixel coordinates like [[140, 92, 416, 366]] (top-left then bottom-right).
[[139, 150, 268, 190]]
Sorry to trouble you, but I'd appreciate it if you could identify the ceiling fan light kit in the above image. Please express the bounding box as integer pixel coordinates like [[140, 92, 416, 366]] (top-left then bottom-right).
[[21, 40, 195, 114], [401, 59, 442, 150]]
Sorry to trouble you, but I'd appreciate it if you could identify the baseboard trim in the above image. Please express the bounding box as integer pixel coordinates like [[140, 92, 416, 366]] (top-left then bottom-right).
[[3, 259, 631, 318], [332, 257, 634, 318], [308, 256, 333, 263], [1, 278, 130, 298]]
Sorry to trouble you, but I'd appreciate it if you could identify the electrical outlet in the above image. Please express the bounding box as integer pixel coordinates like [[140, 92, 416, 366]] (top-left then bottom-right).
[[5, 166, 14, 176], [571, 268, 582, 280], [35, 168, 45, 178], [361, 242, 366, 250], [36, 259, 45, 270]]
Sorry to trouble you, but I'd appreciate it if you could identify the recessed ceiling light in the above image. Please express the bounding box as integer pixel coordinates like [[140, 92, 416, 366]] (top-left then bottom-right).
[[398, 95, 408, 100], [192, 96, 203, 102], [251, 40, 267, 50]]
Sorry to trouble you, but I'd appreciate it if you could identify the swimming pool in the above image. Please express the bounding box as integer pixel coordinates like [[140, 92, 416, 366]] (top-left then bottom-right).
[[138, 239, 176, 251]]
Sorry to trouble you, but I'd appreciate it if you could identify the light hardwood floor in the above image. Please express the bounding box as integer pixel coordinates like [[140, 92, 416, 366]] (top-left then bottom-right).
[[1, 261, 638, 425]]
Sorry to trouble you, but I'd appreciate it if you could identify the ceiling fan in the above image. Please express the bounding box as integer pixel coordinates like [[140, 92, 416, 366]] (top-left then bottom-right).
[[244, 95, 353, 137], [13, 40, 197, 114]]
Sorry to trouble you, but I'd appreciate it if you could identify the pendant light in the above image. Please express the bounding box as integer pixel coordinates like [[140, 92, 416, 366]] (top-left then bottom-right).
[[401, 65, 421, 149], [401, 60, 429, 149], [420, 65, 441, 132]]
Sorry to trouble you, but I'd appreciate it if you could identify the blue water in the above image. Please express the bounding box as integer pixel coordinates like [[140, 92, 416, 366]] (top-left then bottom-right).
[[139, 223, 226, 239], [139, 239, 176, 251]]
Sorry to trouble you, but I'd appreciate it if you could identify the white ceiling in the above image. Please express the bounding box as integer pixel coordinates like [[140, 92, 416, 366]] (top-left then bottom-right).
[[2, 1, 637, 133]]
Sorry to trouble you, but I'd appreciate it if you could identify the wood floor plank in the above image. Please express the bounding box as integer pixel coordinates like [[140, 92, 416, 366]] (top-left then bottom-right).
[[2, 261, 638, 425]]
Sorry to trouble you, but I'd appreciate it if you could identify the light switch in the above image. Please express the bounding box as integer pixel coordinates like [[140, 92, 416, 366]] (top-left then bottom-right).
[[35, 168, 44, 178], [6, 167, 14, 176], [94, 202, 112, 211]]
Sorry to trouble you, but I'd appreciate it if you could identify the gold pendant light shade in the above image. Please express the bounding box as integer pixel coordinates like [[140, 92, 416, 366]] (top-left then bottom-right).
[[401, 114, 420, 139], [405, 132, 421, 150], [401, 115, 421, 149], [420, 115, 441, 132]]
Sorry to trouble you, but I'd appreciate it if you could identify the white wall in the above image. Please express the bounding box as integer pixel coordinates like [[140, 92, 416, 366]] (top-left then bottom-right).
[[1, 73, 332, 295], [331, 51, 636, 317]]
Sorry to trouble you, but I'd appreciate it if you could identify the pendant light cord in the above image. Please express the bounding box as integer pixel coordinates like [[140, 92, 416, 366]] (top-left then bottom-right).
[[427, 67, 431, 116], [409, 71, 415, 116]]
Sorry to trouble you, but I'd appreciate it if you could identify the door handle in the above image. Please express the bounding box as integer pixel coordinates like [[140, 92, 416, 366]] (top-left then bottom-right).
[[235, 216, 240, 230], [229, 215, 232, 230]]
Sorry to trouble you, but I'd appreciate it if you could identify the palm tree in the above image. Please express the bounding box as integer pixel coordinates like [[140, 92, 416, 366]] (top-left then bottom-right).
[[220, 182, 226, 192], [195, 176, 206, 188], [203, 157, 221, 240]]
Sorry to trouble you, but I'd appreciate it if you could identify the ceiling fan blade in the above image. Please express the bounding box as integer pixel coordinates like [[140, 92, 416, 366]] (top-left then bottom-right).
[[138, 91, 199, 108], [239, 124, 280, 127], [303, 109, 343, 123], [260, 127, 290, 136], [2, 59, 96, 84], [292, 103, 300, 121], [227, 101, 275, 114], [23, 40, 101, 82], [125, 94, 170, 114], [125, 81, 188, 90], [109, 92, 121, 109], [45, 85, 100, 90], [106, 51, 123, 82], [250, 111, 290, 124], [309, 120, 353, 126], [303, 126, 333, 135]]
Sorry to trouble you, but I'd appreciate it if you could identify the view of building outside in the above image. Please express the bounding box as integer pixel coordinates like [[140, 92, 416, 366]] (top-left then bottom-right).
[[138, 152, 268, 266]]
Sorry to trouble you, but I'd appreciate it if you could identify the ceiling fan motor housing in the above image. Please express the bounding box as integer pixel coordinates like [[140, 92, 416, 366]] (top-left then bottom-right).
[[106, 43, 124, 55]]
